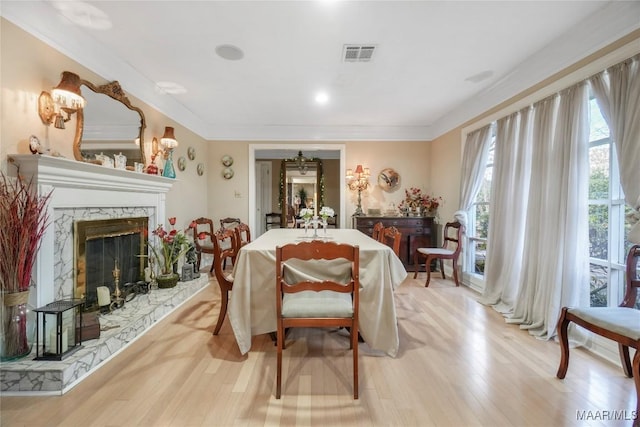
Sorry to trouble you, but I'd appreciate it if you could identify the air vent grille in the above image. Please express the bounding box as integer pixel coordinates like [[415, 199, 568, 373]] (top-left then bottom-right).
[[343, 44, 376, 62]]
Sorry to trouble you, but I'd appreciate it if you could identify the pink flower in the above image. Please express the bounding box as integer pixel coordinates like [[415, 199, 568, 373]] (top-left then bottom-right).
[[168, 217, 177, 226]]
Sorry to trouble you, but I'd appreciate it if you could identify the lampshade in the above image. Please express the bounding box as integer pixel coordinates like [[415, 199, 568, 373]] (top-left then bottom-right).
[[51, 71, 86, 110], [354, 164, 364, 174], [160, 126, 178, 148]]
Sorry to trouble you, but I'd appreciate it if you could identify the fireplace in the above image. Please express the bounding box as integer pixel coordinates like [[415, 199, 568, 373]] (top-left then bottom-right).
[[74, 217, 148, 311]]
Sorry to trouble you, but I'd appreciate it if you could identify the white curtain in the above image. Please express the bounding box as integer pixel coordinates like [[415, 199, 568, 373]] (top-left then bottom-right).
[[482, 83, 589, 339], [459, 125, 493, 226], [589, 54, 640, 244]]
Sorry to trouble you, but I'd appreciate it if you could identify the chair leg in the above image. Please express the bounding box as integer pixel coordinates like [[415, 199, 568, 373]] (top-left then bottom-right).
[[213, 289, 228, 335], [413, 250, 422, 279], [425, 256, 433, 287], [632, 350, 640, 422], [556, 308, 571, 379], [196, 253, 202, 272], [619, 343, 633, 378], [439, 259, 445, 279], [352, 320, 359, 399], [276, 321, 283, 399], [452, 258, 460, 286]]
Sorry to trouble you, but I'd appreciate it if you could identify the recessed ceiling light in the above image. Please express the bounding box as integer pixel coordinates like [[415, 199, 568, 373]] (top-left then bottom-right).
[[155, 82, 187, 95], [315, 92, 330, 105], [53, 1, 112, 30], [215, 44, 245, 61]]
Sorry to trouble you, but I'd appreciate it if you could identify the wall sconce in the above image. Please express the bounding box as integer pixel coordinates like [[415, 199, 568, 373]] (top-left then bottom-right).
[[38, 71, 86, 130], [149, 126, 179, 178], [346, 164, 370, 216]]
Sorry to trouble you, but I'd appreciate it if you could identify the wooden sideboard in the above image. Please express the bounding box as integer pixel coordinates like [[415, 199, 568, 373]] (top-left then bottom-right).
[[353, 216, 438, 271]]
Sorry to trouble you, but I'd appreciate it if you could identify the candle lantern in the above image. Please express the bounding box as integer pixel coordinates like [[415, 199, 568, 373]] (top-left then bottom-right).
[[34, 299, 84, 361]]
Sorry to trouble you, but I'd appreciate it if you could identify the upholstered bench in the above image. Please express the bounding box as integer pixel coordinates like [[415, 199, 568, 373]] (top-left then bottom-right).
[[556, 244, 640, 425]]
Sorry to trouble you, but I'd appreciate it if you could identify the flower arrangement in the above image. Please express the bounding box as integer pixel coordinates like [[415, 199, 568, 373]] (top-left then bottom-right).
[[147, 217, 193, 276], [319, 206, 335, 220], [299, 208, 314, 220], [398, 187, 443, 213], [0, 173, 51, 359]]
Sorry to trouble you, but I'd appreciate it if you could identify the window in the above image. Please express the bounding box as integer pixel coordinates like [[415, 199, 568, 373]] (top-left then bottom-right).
[[587, 96, 637, 308], [466, 138, 495, 277]]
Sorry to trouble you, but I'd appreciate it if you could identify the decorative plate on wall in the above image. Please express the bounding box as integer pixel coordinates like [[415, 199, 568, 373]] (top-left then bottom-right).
[[187, 147, 196, 160], [223, 167, 234, 179], [177, 156, 186, 171], [221, 155, 233, 167], [197, 163, 204, 176], [377, 168, 400, 192]]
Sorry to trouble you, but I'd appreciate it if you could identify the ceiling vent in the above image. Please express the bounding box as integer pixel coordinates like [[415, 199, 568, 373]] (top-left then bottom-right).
[[343, 44, 376, 62]]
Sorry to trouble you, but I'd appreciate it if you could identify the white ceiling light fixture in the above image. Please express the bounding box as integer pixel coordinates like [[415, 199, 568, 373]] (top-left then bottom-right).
[[215, 44, 245, 61], [343, 44, 377, 62], [315, 91, 330, 105]]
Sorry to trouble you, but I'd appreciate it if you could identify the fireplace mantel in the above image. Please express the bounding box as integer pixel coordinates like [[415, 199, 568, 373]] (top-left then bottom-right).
[[7, 154, 175, 308]]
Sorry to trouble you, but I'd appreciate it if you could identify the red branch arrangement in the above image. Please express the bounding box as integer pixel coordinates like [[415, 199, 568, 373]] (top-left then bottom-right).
[[0, 173, 52, 358]]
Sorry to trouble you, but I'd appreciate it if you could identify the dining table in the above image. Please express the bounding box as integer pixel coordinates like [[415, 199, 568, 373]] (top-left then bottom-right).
[[228, 228, 407, 357]]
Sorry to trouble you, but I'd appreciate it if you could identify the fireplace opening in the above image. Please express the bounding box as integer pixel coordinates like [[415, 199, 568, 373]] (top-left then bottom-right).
[[74, 217, 148, 311]]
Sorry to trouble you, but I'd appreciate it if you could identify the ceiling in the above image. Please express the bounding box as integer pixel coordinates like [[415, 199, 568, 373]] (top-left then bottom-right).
[[3, 1, 640, 142]]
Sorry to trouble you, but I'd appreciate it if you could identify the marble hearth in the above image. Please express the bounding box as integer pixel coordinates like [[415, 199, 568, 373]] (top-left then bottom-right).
[[0, 155, 208, 394]]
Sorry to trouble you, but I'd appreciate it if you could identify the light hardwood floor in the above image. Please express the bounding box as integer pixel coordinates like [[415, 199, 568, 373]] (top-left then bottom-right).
[[1, 274, 636, 426]]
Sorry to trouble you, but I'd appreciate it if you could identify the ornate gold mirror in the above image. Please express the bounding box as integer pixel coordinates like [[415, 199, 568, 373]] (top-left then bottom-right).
[[279, 155, 324, 227], [73, 80, 146, 165]]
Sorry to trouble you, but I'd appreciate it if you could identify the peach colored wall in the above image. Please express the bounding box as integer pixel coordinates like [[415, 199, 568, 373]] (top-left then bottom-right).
[[428, 128, 462, 224], [0, 19, 208, 231]]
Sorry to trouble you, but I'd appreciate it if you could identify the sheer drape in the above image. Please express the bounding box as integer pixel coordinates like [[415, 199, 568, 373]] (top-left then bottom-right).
[[459, 125, 493, 226], [589, 54, 640, 244], [481, 83, 589, 339]]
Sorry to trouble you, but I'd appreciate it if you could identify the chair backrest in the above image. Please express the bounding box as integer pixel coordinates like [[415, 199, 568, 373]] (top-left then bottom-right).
[[286, 205, 296, 228], [211, 228, 235, 292], [265, 213, 282, 230], [380, 226, 401, 256], [190, 217, 215, 250], [372, 222, 384, 241], [442, 221, 464, 256], [621, 244, 640, 308], [276, 241, 360, 317], [235, 222, 251, 249], [220, 217, 241, 230]]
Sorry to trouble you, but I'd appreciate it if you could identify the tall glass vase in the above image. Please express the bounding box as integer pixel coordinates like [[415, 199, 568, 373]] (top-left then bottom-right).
[[1, 290, 34, 361], [162, 151, 176, 179]]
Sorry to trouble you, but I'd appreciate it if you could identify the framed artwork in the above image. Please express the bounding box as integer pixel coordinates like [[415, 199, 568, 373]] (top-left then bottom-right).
[[377, 168, 400, 192]]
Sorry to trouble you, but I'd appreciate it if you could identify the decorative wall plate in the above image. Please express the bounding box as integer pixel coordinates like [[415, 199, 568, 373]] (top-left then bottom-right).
[[221, 155, 233, 167], [197, 163, 204, 176], [378, 168, 400, 191], [177, 156, 186, 171], [223, 167, 234, 179], [187, 146, 196, 160]]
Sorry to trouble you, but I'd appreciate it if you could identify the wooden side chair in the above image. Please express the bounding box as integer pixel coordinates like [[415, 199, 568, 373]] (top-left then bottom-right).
[[556, 244, 640, 417], [233, 222, 251, 263], [275, 240, 360, 399], [265, 213, 282, 230], [211, 228, 236, 335], [380, 226, 401, 257], [413, 220, 464, 287], [190, 217, 216, 273], [371, 221, 384, 241], [218, 217, 241, 268]]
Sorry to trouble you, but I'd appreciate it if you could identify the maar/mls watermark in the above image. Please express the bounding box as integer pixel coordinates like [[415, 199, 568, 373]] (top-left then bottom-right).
[[576, 409, 638, 421]]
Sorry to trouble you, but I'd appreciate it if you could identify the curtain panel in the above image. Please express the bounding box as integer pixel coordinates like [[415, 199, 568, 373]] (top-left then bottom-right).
[[481, 83, 589, 339], [459, 124, 493, 224]]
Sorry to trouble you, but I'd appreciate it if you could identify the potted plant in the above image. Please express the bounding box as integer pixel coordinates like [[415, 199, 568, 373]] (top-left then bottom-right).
[[147, 217, 192, 288], [0, 173, 51, 360]]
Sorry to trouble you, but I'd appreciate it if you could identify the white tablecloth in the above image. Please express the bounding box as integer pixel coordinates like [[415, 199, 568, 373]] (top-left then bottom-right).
[[229, 228, 407, 357]]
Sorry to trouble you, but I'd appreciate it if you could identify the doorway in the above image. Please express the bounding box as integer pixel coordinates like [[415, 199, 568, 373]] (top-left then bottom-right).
[[249, 144, 346, 236]]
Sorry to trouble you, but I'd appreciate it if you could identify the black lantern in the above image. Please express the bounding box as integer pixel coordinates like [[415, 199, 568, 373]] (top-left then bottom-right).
[[34, 299, 84, 361]]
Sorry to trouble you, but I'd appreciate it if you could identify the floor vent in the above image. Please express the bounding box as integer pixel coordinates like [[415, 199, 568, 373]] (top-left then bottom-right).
[[343, 44, 376, 62]]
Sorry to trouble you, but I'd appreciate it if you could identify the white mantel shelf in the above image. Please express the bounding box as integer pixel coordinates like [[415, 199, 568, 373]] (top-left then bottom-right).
[[8, 154, 175, 194]]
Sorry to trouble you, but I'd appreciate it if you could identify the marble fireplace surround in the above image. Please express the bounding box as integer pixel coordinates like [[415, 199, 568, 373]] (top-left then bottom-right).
[[1, 155, 209, 394]]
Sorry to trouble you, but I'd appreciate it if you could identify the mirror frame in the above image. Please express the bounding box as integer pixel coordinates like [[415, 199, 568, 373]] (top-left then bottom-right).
[[73, 80, 147, 165], [279, 157, 324, 226]]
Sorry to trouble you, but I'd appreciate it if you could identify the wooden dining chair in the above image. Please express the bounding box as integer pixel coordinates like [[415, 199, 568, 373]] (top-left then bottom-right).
[[218, 217, 241, 268], [413, 220, 464, 287], [189, 217, 216, 273], [265, 213, 282, 230], [219, 217, 241, 230], [232, 223, 251, 264], [211, 228, 236, 335], [275, 240, 360, 399], [379, 226, 401, 256], [371, 221, 384, 241]]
